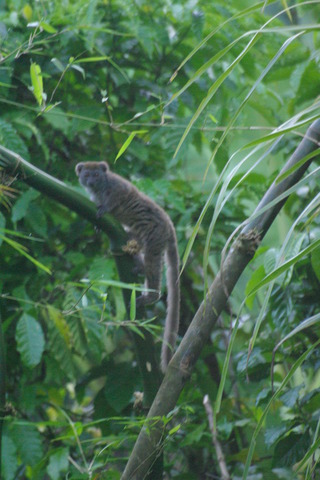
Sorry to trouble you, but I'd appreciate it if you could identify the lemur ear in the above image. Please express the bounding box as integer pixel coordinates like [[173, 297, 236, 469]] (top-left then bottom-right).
[[75, 163, 84, 175], [100, 162, 109, 172]]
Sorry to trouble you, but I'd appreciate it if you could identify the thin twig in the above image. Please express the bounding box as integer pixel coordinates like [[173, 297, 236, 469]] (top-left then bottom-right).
[[203, 394, 230, 480]]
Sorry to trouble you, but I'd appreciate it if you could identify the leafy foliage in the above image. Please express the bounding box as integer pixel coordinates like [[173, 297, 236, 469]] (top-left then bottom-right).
[[0, 0, 320, 479]]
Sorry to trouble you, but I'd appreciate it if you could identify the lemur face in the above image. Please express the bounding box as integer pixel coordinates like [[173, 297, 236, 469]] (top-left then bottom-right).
[[75, 162, 109, 191]]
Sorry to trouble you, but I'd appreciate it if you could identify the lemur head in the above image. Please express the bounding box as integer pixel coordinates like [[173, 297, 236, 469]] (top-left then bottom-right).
[[75, 162, 109, 191]]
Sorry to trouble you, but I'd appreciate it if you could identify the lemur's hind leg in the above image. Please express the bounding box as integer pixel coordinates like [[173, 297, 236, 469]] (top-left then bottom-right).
[[122, 236, 144, 275]]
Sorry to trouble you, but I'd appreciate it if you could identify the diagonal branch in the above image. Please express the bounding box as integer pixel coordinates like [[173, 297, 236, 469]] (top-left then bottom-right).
[[121, 119, 320, 479]]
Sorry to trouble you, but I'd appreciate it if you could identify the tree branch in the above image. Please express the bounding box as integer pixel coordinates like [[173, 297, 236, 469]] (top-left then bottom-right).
[[121, 119, 320, 479]]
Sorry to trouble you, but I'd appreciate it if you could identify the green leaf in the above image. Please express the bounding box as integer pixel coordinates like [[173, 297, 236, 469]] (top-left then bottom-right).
[[105, 362, 139, 412], [0, 118, 29, 160], [130, 288, 136, 321], [280, 386, 302, 408], [51, 57, 65, 72], [281, 0, 293, 22], [11, 423, 43, 466], [168, 424, 181, 436], [26, 202, 48, 237], [2, 235, 51, 274], [47, 448, 69, 480], [276, 148, 320, 184], [11, 189, 39, 223], [44, 107, 70, 131], [115, 130, 148, 161], [265, 425, 287, 448], [115, 132, 137, 162], [245, 264, 265, 309], [311, 245, 320, 281], [74, 56, 130, 82], [91, 278, 146, 292], [88, 257, 115, 281], [1, 431, 18, 480], [23, 5, 32, 22], [70, 63, 85, 78], [45, 306, 75, 379], [242, 113, 320, 150], [39, 21, 57, 33], [30, 62, 44, 106], [296, 60, 320, 106], [16, 314, 45, 367], [295, 433, 320, 473], [273, 432, 310, 468], [74, 55, 112, 63], [181, 423, 206, 446], [28, 20, 57, 33]]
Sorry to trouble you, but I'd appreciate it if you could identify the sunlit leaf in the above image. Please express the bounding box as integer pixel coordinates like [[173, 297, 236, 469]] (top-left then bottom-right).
[[30, 62, 44, 106]]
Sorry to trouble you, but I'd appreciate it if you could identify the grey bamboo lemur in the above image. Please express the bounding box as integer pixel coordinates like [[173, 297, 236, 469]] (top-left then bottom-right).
[[75, 161, 180, 372]]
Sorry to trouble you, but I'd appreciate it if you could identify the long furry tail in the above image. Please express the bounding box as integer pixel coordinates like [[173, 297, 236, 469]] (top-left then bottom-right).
[[161, 227, 180, 372]]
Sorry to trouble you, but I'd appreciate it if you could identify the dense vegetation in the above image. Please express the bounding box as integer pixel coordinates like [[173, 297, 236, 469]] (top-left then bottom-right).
[[0, 0, 320, 478]]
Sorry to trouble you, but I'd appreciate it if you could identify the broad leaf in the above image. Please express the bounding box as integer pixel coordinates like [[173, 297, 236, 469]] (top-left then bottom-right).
[[16, 314, 45, 367]]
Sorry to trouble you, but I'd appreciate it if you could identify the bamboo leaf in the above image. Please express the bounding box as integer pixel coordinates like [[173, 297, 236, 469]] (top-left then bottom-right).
[[115, 132, 137, 161], [115, 131, 148, 161], [30, 62, 44, 106], [2, 236, 51, 274], [130, 289, 136, 321]]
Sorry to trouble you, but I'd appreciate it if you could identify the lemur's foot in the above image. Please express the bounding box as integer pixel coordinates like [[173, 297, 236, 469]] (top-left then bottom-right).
[[122, 239, 141, 255]]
